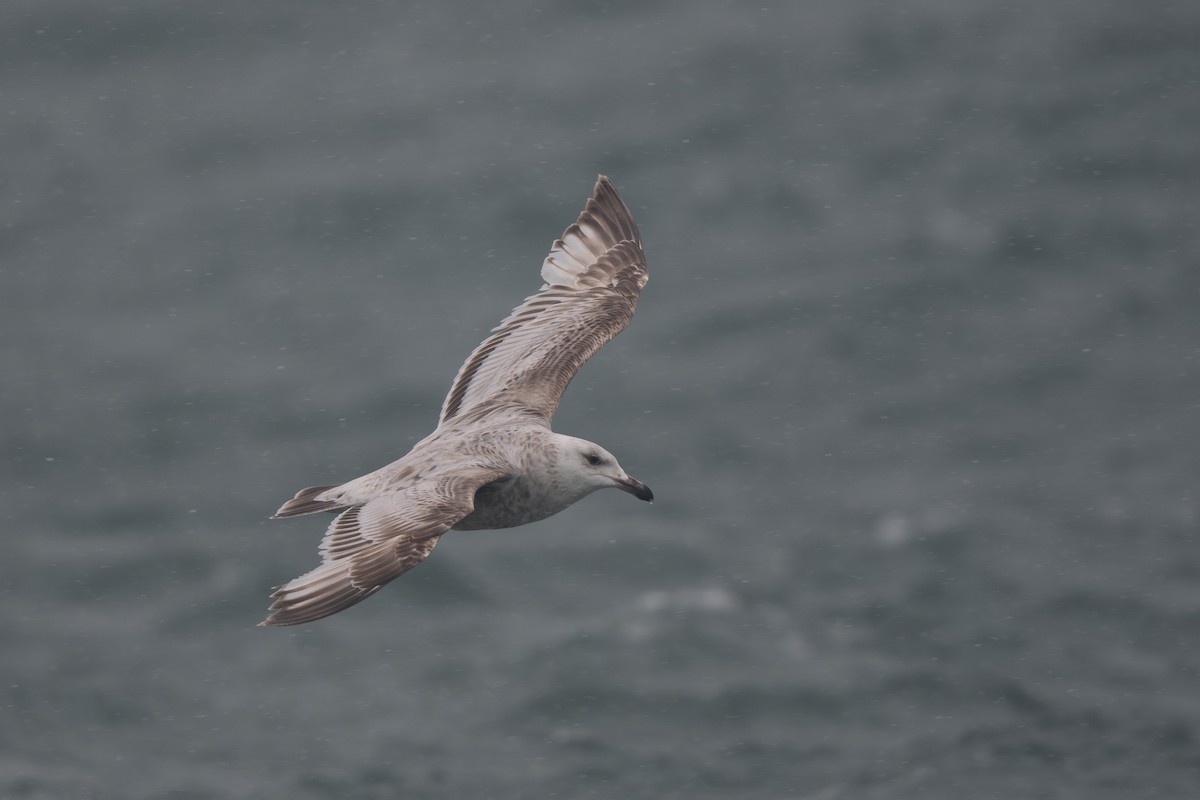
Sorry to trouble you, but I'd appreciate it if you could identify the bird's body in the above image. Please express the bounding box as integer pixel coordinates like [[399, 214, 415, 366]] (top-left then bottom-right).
[[262, 176, 652, 626]]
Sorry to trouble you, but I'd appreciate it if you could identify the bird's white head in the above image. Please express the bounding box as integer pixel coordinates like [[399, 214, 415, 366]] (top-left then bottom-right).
[[552, 434, 654, 503]]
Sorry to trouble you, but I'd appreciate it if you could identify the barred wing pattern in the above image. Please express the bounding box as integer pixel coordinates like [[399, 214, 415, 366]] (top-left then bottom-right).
[[261, 467, 508, 626], [439, 176, 648, 426]]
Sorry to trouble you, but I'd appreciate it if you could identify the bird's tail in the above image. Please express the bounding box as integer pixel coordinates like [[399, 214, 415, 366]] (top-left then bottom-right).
[[272, 484, 343, 518]]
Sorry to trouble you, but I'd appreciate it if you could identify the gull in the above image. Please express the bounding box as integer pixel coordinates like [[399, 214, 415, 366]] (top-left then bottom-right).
[[262, 176, 652, 626]]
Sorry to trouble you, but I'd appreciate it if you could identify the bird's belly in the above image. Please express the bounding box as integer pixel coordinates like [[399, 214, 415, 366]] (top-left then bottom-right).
[[452, 477, 567, 531]]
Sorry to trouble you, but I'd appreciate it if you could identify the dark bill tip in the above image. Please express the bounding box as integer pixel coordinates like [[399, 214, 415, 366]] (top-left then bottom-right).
[[616, 476, 654, 502]]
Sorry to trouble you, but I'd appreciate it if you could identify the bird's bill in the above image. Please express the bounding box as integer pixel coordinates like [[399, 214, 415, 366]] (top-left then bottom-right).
[[615, 475, 654, 502]]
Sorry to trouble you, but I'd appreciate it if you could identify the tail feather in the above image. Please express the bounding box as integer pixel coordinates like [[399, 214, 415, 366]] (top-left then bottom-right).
[[272, 484, 343, 518]]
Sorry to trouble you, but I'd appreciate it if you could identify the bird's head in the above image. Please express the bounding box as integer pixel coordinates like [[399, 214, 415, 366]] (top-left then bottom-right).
[[555, 435, 654, 502]]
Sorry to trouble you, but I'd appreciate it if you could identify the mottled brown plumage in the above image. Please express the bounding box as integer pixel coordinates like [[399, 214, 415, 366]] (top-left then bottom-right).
[[262, 176, 652, 627], [440, 178, 647, 424]]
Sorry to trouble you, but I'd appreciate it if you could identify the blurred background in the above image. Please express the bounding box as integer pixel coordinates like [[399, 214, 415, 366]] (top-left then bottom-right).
[[3, 0, 1198, 797]]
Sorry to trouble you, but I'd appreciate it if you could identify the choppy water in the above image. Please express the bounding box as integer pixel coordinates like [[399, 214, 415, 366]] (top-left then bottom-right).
[[4, 1, 1200, 797]]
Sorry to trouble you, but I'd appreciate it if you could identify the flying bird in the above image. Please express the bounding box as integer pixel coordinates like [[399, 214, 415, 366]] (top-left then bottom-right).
[[262, 176, 652, 626]]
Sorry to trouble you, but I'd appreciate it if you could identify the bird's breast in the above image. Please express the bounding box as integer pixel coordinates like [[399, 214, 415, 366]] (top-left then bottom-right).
[[452, 473, 573, 531]]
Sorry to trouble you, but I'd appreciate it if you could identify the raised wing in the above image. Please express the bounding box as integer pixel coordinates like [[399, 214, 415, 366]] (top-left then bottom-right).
[[260, 466, 508, 626], [439, 175, 647, 426]]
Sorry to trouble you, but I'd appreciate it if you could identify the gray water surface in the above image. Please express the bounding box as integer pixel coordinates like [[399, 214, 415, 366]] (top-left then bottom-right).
[[4, 1, 1199, 797]]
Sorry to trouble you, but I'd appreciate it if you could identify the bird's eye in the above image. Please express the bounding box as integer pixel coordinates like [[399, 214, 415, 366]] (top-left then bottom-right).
[[585, 452, 602, 466]]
